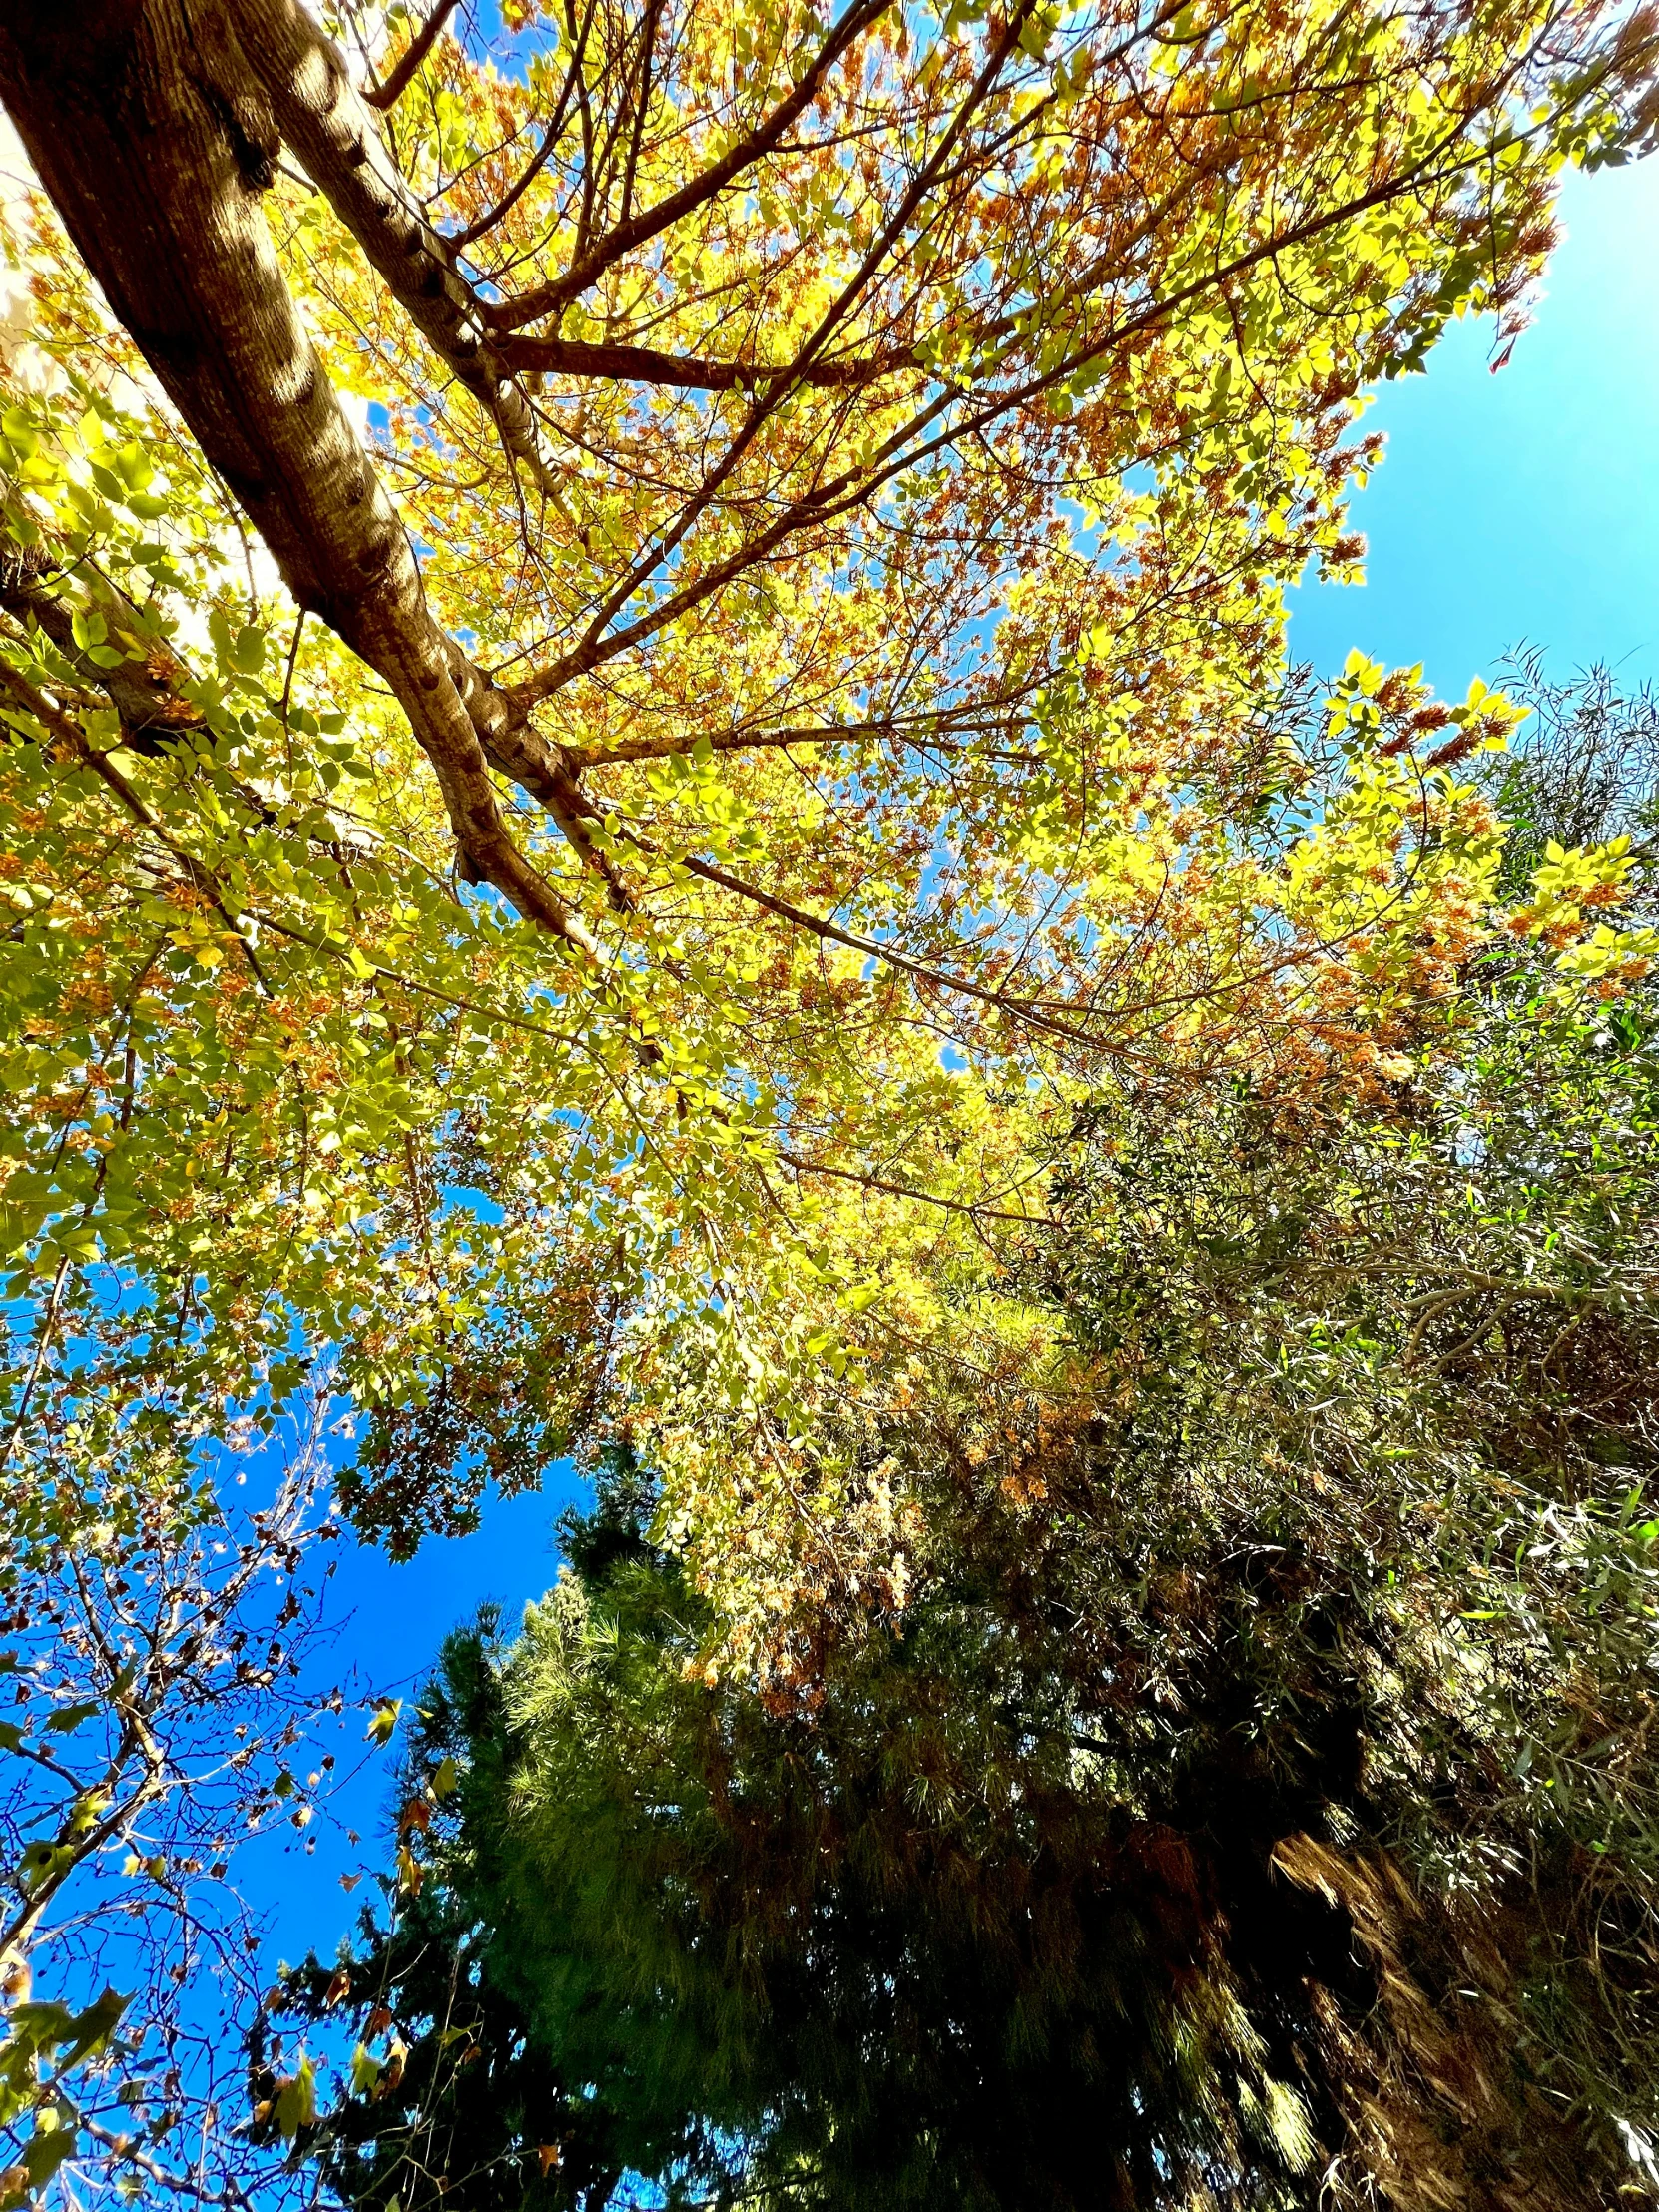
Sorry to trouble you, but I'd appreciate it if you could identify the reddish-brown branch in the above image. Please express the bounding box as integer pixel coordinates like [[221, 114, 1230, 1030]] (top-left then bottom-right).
[[362, 0, 462, 109], [502, 333, 914, 390], [451, 0, 597, 247]]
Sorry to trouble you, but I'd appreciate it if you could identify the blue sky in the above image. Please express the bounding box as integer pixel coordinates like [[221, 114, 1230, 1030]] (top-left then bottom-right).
[[254, 149, 1659, 1969], [238, 1466, 582, 1969], [1289, 152, 1659, 697]]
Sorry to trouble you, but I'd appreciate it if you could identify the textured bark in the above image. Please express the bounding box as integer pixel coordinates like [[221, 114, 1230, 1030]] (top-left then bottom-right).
[[0, 0, 592, 946], [234, 0, 573, 503], [223, 0, 628, 898]]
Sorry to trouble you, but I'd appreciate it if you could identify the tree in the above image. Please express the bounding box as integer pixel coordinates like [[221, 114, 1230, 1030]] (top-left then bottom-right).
[[0, 1367, 354, 2211], [282, 782, 1659, 2208], [2, 0, 1650, 938], [1489, 645, 1659, 897], [5, 15, 1659, 2193], [2, 0, 1656, 1617]]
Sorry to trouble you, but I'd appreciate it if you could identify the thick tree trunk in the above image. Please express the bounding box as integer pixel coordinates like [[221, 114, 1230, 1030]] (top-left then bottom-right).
[[0, 0, 592, 946]]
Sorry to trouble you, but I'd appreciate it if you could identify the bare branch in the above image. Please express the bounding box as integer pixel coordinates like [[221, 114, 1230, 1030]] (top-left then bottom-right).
[[502, 332, 914, 390]]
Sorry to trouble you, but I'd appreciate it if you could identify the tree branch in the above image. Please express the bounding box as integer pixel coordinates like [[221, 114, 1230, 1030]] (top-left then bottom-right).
[[485, 0, 895, 330], [661, 847, 1105, 1052], [81, 2124, 255, 2209], [0, 542, 206, 748], [502, 332, 913, 390], [362, 0, 462, 110], [236, 0, 573, 507], [777, 1149, 1052, 1227], [0, 0, 594, 951], [450, 0, 596, 247]]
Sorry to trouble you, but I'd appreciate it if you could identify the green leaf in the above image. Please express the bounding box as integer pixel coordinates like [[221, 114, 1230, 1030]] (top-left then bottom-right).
[[365, 1700, 402, 1747], [59, 1988, 128, 2069], [22, 2121, 77, 2190], [5, 2001, 76, 2051], [17, 1842, 73, 1894], [112, 441, 154, 494], [45, 1703, 100, 1734], [274, 2055, 316, 2138]]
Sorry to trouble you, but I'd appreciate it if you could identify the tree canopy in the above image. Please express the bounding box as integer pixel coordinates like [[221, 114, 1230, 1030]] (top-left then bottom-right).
[[2, 0, 1659, 2203], [2, 0, 1656, 1632], [284, 866, 1659, 2205]]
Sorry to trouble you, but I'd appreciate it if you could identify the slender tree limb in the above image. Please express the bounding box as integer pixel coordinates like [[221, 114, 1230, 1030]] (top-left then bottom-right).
[[664, 848, 1106, 1051], [568, 706, 1035, 768], [0, 1251, 69, 1473], [450, 0, 596, 247], [567, 0, 1037, 661], [81, 2124, 255, 2210], [234, 0, 573, 506], [0, 541, 205, 747], [0, 658, 278, 992], [362, 0, 462, 110], [502, 332, 915, 390], [777, 1149, 1053, 1227]]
